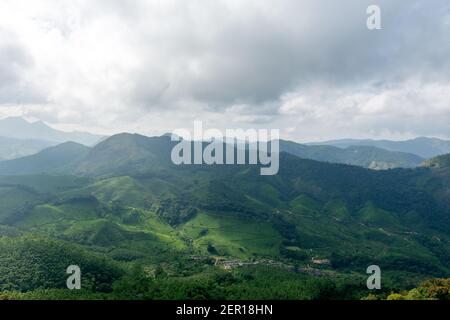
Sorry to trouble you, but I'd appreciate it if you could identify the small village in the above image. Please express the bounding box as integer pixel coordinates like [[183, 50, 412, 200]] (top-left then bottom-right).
[[189, 255, 334, 277]]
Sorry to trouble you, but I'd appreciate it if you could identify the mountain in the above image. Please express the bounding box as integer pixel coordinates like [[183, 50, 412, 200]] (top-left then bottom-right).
[[279, 140, 423, 169], [308, 137, 450, 159], [422, 154, 450, 169], [73, 133, 174, 177], [0, 133, 449, 299], [0, 134, 425, 177], [0, 136, 56, 161], [0, 142, 90, 175], [0, 133, 181, 177], [0, 117, 104, 146]]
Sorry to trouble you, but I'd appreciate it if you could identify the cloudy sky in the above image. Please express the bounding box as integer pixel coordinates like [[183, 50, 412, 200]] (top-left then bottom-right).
[[0, 0, 449, 142]]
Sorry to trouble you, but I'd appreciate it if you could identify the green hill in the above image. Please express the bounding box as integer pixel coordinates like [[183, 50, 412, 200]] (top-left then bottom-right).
[[73, 133, 174, 177], [422, 154, 450, 169], [0, 117, 103, 146], [0, 236, 123, 292], [280, 140, 423, 169], [0, 134, 449, 299], [0, 142, 90, 175], [309, 137, 450, 158], [0, 136, 56, 161]]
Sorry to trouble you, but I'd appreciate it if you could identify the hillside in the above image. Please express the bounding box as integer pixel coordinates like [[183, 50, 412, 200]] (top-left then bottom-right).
[[0, 236, 123, 292], [73, 133, 174, 177], [0, 142, 90, 175], [0, 133, 449, 299], [0, 136, 56, 161], [0, 134, 424, 178], [309, 137, 450, 159], [280, 140, 423, 169], [0, 117, 104, 146], [422, 154, 450, 169]]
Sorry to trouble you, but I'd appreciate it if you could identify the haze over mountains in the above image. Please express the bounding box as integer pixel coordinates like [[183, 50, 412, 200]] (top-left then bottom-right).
[[0, 117, 104, 160], [0, 142, 90, 176], [279, 140, 423, 170], [0, 134, 428, 175], [0, 117, 104, 145], [1, 117, 450, 170], [308, 138, 450, 159], [0, 136, 55, 161], [1, 0, 449, 300]]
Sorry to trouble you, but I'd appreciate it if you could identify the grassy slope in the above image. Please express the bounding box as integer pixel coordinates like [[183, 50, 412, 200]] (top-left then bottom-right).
[[2, 171, 448, 281], [180, 211, 283, 258], [0, 134, 449, 298]]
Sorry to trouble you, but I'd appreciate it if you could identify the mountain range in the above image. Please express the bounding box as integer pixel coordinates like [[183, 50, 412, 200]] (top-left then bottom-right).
[[0, 134, 449, 281], [0, 124, 450, 299], [0, 117, 103, 162], [308, 137, 450, 159], [279, 140, 423, 169], [0, 135, 427, 177], [1, 117, 448, 171], [0, 136, 56, 161], [0, 117, 103, 146], [0, 133, 450, 299]]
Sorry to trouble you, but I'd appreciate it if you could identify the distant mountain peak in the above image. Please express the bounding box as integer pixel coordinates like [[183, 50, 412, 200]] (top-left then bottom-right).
[[30, 119, 51, 127], [307, 137, 450, 159], [279, 139, 423, 170], [0, 140, 91, 176], [0, 116, 104, 146], [1, 116, 30, 124]]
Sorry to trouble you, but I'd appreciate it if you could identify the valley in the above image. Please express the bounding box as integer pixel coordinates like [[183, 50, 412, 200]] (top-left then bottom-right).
[[0, 133, 449, 299]]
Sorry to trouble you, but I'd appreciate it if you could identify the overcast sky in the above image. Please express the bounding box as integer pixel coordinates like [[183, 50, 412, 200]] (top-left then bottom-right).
[[0, 0, 449, 142]]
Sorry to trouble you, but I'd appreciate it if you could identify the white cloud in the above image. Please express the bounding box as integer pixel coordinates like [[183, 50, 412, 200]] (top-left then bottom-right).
[[0, 0, 449, 140], [276, 80, 450, 141]]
